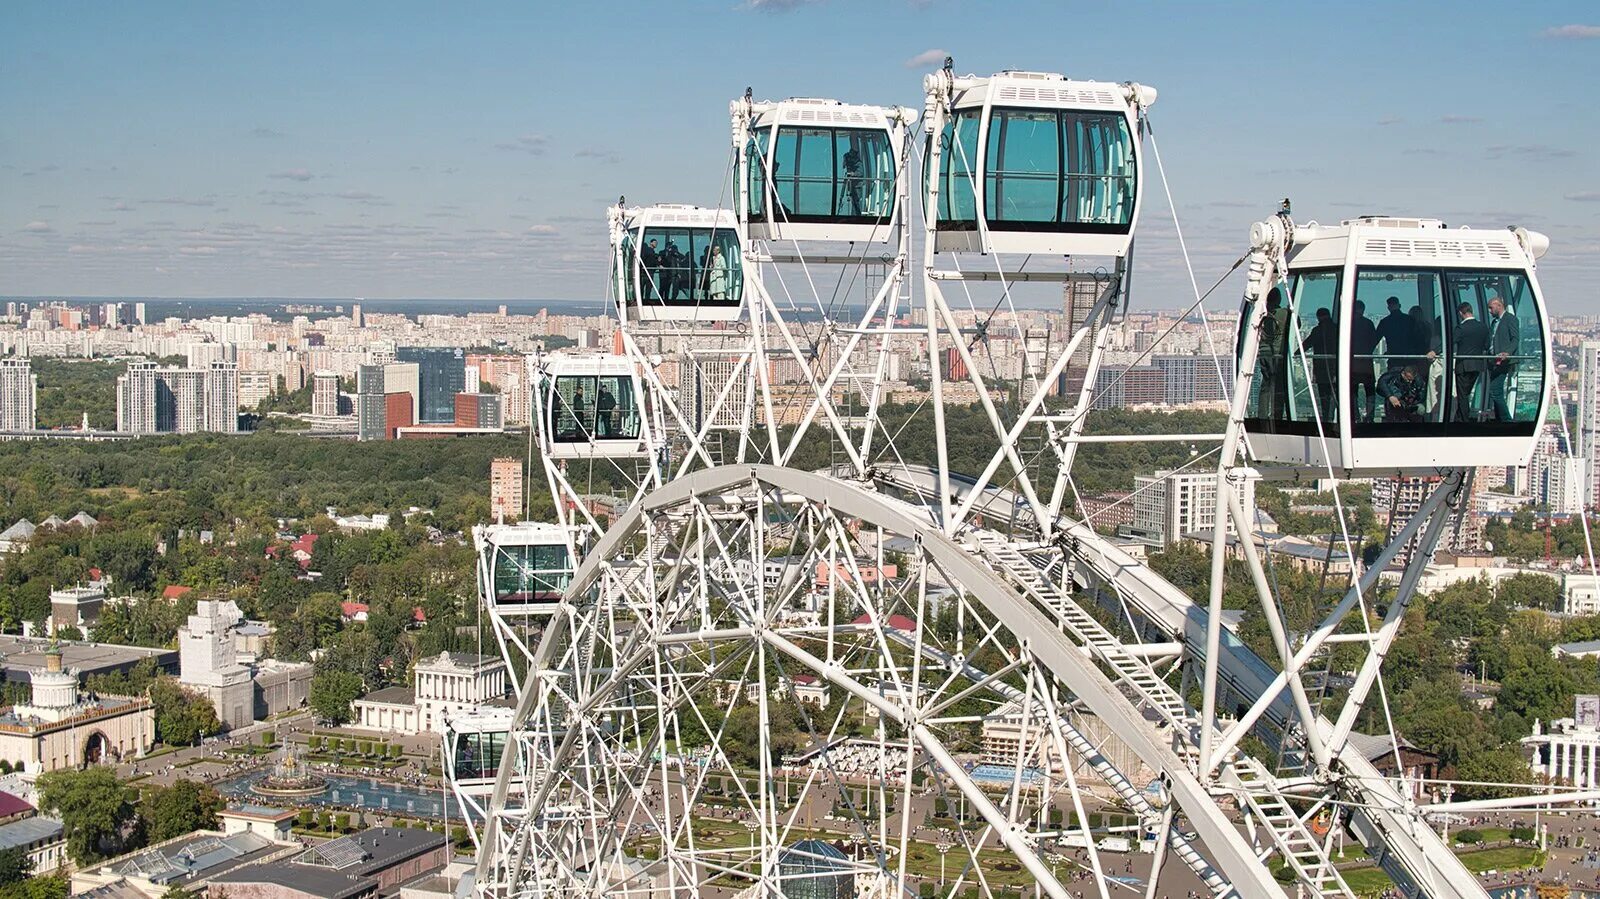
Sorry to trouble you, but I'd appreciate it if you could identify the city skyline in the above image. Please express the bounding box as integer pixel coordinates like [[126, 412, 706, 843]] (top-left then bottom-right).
[[2, 1, 1597, 310]]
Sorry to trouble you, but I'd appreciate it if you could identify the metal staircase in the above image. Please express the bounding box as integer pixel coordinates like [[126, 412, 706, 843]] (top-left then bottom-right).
[[971, 530, 1356, 898]]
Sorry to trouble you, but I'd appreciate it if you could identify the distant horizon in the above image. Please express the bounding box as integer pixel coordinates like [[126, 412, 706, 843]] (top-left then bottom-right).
[[0, 293, 1149, 314]]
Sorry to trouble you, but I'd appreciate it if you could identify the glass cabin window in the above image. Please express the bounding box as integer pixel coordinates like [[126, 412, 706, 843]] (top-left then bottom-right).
[[492, 542, 572, 603], [454, 729, 508, 781], [550, 374, 642, 444], [633, 227, 743, 308], [986, 110, 1059, 223], [761, 126, 894, 222], [979, 108, 1136, 230], [1246, 271, 1340, 429], [1285, 270, 1342, 425], [1444, 269, 1542, 426], [934, 110, 980, 225], [1346, 267, 1543, 436], [746, 130, 769, 220], [1353, 269, 1446, 427], [620, 233, 637, 307]]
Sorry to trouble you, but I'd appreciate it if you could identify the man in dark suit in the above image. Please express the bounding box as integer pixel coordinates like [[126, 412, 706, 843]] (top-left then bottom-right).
[[641, 239, 663, 300], [1257, 288, 1290, 419], [1450, 301, 1489, 421], [1349, 300, 1379, 422], [1486, 295, 1520, 421], [1376, 296, 1414, 364]]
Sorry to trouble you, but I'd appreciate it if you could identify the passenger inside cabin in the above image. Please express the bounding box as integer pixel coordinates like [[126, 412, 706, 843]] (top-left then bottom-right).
[[1307, 306, 1339, 421], [1376, 296, 1414, 367], [1258, 287, 1289, 420], [1377, 364, 1423, 422], [708, 246, 730, 301], [1450, 301, 1489, 421], [1349, 300, 1378, 422], [664, 241, 688, 301], [842, 146, 864, 216], [596, 387, 616, 438], [642, 239, 663, 300], [568, 384, 589, 438], [1487, 294, 1520, 421]]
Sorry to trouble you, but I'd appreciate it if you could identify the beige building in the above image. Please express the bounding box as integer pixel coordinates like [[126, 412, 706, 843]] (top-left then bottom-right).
[[489, 457, 523, 524], [178, 600, 254, 730], [0, 644, 153, 773], [352, 652, 509, 735]]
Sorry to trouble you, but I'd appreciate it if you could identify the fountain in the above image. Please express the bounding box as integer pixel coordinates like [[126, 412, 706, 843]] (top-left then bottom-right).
[[251, 744, 329, 797]]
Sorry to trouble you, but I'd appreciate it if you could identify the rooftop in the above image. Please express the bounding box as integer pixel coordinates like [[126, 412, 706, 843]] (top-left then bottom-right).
[[0, 635, 174, 681], [0, 790, 34, 820], [218, 828, 446, 899], [0, 817, 61, 851], [223, 803, 297, 822], [359, 686, 415, 706], [103, 831, 279, 886]]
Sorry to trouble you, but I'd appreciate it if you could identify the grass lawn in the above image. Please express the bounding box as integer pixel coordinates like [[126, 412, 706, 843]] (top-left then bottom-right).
[[1338, 845, 1545, 897]]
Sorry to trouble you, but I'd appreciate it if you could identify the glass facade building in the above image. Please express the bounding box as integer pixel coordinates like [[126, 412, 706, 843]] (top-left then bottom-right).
[[397, 347, 467, 424]]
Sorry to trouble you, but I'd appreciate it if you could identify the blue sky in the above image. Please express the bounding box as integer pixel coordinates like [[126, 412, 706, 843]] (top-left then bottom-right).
[[2, 1, 1597, 311]]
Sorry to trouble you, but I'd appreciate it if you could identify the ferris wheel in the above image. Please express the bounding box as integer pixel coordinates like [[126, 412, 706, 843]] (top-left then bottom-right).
[[463, 58, 1570, 899]]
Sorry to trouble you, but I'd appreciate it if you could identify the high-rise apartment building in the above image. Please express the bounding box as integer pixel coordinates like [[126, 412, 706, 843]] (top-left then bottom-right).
[[204, 361, 239, 432], [356, 364, 386, 441], [157, 368, 205, 433], [1577, 341, 1600, 509], [116, 360, 240, 435], [312, 370, 341, 418], [396, 347, 465, 423], [117, 361, 160, 434], [1131, 470, 1256, 547], [1373, 476, 1484, 552], [1529, 426, 1587, 515], [237, 370, 274, 410], [490, 457, 523, 523], [0, 358, 37, 431], [681, 352, 749, 432], [1060, 276, 1103, 395], [1152, 354, 1232, 405]]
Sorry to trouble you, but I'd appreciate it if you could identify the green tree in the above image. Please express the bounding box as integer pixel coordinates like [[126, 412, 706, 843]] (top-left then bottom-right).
[[148, 679, 221, 746], [0, 846, 29, 885], [141, 781, 224, 842], [1454, 747, 1534, 801], [36, 768, 139, 865], [309, 671, 363, 725], [0, 873, 67, 899]]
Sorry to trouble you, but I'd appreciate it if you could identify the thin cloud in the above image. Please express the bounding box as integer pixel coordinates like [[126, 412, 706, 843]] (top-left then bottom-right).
[[1487, 144, 1576, 160], [269, 168, 315, 182], [904, 48, 949, 69], [23, 221, 53, 233], [1377, 116, 1405, 126], [334, 190, 388, 205], [527, 224, 560, 236], [1439, 115, 1481, 125], [575, 147, 621, 164], [1543, 24, 1600, 39], [741, 0, 822, 9], [1568, 191, 1600, 202], [143, 196, 218, 207], [495, 134, 548, 155], [250, 127, 286, 138]]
